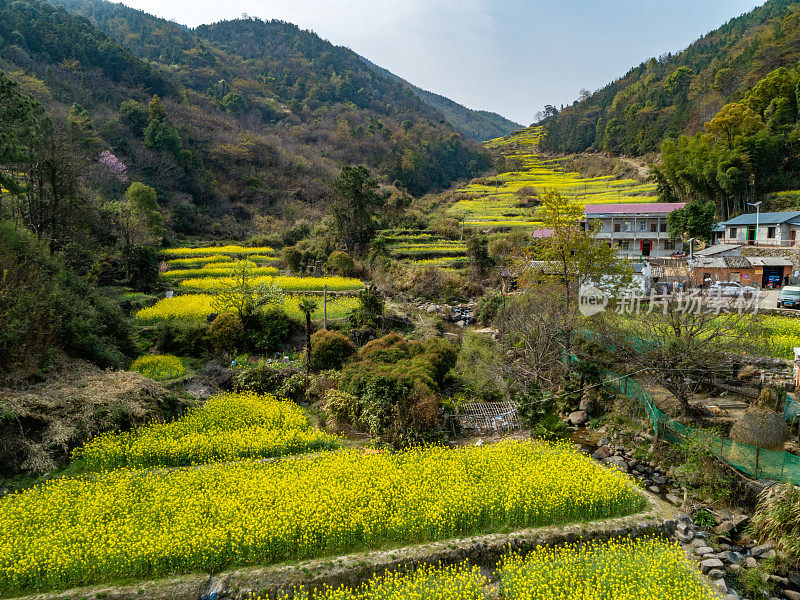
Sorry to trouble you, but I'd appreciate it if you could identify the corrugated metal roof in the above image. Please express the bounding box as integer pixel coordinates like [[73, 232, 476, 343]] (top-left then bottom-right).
[[747, 257, 793, 267], [584, 203, 686, 215], [722, 211, 800, 226], [694, 244, 742, 256]]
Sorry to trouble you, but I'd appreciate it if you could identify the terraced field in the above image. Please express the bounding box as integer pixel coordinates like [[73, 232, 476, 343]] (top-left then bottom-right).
[[451, 127, 657, 229], [136, 293, 360, 324], [0, 440, 646, 593]]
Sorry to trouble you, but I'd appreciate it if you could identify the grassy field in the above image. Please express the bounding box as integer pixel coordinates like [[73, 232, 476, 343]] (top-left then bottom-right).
[[77, 392, 340, 470], [450, 127, 656, 229], [135, 294, 360, 324], [0, 441, 646, 593]]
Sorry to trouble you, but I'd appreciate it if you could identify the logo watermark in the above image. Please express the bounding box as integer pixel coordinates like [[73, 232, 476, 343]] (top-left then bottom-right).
[[579, 287, 762, 316], [578, 286, 609, 317]]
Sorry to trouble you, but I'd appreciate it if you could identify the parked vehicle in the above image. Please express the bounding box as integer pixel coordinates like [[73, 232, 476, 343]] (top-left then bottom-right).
[[778, 286, 800, 309], [706, 281, 757, 298]]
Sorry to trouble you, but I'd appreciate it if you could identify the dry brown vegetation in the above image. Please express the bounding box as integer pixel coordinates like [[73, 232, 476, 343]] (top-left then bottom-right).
[[0, 357, 185, 477]]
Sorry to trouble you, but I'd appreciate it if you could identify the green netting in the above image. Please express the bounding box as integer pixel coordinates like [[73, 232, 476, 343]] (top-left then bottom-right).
[[785, 396, 800, 424], [602, 369, 800, 486], [784, 453, 800, 485]]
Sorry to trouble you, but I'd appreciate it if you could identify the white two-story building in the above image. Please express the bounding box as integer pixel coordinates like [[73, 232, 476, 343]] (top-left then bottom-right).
[[584, 203, 686, 258], [718, 211, 800, 247]]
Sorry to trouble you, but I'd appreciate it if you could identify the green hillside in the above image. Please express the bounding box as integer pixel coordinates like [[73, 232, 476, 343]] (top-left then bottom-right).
[[540, 0, 800, 155], [2, 0, 490, 236]]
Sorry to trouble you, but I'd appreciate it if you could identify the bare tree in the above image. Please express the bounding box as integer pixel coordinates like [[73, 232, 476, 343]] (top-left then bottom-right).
[[619, 302, 765, 416]]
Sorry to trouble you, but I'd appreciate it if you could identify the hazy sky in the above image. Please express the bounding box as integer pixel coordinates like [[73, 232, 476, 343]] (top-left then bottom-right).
[[116, 0, 762, 125]]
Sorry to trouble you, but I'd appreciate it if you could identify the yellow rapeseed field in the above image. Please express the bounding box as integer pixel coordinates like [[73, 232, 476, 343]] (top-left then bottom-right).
[[161, 245, 274, 257], [135, 294, 360, 323], [161, 265, 279, 280], [0, 441, 646, 593], [178, 275, 365, 292], [77, 392, 340, 470], [498, 537, 717, 600], [130, 354, 187, 381], [274, 563, 487, 600]]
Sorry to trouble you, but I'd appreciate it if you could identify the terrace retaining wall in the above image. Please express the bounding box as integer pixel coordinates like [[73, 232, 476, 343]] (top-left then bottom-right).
[[15, 491, 681, 600]]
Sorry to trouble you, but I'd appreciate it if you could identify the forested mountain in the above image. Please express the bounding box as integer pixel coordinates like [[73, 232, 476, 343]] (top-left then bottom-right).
[[540, 0, 800, 155], [1, 0, 490, 239], [361, 59, 523, 141]]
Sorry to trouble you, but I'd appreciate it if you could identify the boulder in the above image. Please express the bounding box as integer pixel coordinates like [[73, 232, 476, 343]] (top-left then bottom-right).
[[751, 542, 775, 558], [568, 411, 590, 426], [700, 558, 725, 572], [592, 447, 611, 460], [715, 521, 736, 536]]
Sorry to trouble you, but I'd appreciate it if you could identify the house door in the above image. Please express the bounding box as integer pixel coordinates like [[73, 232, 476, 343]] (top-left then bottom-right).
[[748, 225, 757, 245], [791, 230, 796, 247], [641, 240, 651, 257]]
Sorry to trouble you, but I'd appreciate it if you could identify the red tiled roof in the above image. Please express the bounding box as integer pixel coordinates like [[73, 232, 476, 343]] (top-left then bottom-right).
[[585, 203, 686, 214]]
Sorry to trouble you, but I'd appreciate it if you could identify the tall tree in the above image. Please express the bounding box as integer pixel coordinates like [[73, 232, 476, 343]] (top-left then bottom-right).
[[513, 189, 631, 377], [329, 165, 384, 255], [667, 201, 717, 243]]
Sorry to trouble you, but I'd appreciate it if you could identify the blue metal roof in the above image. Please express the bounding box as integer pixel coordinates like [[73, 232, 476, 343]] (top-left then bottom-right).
[[722, 211, 800, 226]]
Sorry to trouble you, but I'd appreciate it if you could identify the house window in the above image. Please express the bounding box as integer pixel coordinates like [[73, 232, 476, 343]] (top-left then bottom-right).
[[665, 240, 675, 250], [660, 222, 667, 233], [650, 222, 657, 233], [621, 240, 630, 250], [768, 227, 776, 239], [638, 221, 648, 232], [624, 221, 632, 232], [614, 223, 621, 233], [730, 227, 737, 238]]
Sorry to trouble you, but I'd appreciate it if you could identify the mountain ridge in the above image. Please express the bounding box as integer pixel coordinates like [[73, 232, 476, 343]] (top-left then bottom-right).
[[539, 0, 800, 156]]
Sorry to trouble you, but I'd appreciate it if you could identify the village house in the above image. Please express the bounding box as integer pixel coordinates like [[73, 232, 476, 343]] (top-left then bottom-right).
[[718, 211, 800, 247], [584, 203, 686, 258]]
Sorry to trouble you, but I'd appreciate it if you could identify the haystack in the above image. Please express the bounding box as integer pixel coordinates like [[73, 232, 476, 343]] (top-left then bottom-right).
[[730, 408, 791, 452]]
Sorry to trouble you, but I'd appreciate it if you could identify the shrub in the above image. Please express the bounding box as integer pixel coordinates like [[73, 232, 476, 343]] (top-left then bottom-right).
[[348, 284, 385, 330], [206, 313, 243, 354], [325, 251, 355, 276], [323, 389, 360, 423], [407, 267, 468, 303], [235, 360, 301, 394], [155, 320, 208, 357], [476, 292, 504, 325], [310, 330, 356, 371], [278, 373, 310, 403], [455, 331, 507, 402], [243, 307, 296, 353], [337, 333, 456, 448], [130, 355, 187, 381], [281, 246, 304, 273], [750, 484, 800, 568]]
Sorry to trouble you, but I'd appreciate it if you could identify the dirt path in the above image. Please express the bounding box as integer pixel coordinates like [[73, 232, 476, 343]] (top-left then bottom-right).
[[617, 156, 650, 180]]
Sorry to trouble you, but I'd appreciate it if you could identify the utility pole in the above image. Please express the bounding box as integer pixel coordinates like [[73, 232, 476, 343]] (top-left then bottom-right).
[[748, 201, 762, 245], [323, 285, 328, 330]]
